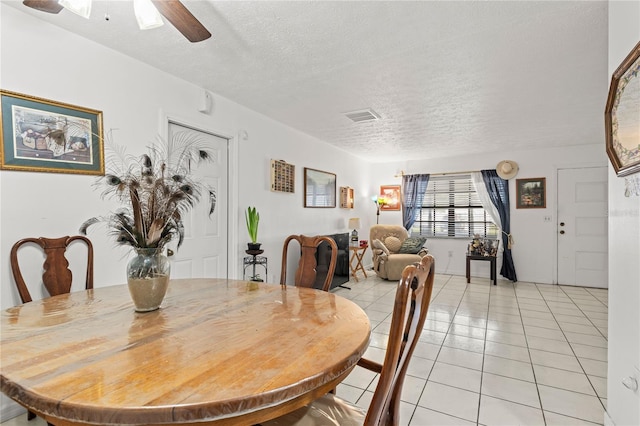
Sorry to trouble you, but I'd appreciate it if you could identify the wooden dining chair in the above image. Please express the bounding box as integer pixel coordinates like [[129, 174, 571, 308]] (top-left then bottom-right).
[[10, 235, 94, 304], [263, 254, 436, 426], [280, 234, 338, 292], [10, 235, 94, 423]]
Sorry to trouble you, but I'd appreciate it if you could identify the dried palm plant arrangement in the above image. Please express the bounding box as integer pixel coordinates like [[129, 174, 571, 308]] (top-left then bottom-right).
[[80, 131, 216, 250]]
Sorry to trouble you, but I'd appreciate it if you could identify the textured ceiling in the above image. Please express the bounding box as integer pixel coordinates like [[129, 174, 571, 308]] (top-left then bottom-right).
[[5, 0, 609, 163]]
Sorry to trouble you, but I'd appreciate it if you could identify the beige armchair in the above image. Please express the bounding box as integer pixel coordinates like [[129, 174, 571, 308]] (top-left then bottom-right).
[[370, 225, 428, 280]]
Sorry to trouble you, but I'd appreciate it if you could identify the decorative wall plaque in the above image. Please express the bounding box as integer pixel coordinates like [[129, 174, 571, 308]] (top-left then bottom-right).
[[340, 186, 354, 208], [270, 159, 295, 193]]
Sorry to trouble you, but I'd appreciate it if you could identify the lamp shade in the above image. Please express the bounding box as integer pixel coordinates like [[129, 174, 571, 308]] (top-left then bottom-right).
[[348, 218, 361, 230]]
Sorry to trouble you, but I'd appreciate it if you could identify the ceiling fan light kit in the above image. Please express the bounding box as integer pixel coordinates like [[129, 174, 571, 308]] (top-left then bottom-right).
[[22, 0, 211, 43], [133, 0, 164, 30], [58, 0, 90, 18]]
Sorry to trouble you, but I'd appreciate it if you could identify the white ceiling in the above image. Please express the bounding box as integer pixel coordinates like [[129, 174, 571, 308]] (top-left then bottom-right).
[[5, 0, 610, 163]]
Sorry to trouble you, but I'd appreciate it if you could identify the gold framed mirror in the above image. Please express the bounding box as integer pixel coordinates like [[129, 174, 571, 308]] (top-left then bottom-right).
[[605, 41, 640, 177]]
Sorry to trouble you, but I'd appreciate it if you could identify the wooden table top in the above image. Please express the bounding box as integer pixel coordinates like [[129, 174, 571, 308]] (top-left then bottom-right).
[[1, 279, 371, 425]]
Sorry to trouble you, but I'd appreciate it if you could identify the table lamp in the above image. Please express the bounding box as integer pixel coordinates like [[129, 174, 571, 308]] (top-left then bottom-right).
[[348, 217, 361, 244]]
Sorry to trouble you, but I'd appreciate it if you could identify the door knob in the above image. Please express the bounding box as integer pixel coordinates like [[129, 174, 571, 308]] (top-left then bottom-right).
[[560, 222, 565, 226], [559, 230, 565, 235]]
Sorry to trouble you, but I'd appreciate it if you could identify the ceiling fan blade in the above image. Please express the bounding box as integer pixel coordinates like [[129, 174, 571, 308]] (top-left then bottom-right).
[[23, 0, 63, 14], [150, 0, 211, 43]]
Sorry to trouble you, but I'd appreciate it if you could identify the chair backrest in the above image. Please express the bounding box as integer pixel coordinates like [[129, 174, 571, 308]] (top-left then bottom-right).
[[280, 235, 338, 292], [370, 224, 409, 246], [10, 236, 94, 303], [365, 254, 435, 425]]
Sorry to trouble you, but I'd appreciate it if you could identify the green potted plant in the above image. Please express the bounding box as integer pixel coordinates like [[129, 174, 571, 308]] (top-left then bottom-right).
[[245, 206, 261, 251]]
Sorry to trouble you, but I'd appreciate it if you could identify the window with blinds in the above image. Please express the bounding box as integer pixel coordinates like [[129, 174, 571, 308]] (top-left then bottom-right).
[[410, 174, 498, 238]]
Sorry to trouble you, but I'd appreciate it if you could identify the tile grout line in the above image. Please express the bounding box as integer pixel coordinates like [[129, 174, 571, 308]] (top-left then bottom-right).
[[335, 274, 607, 426], [532, 282, 607, 421], [474, 276, 494, 425], [406, 273, 457, 425], [518, 281, 551, 425], [555, 285, 609, 415]]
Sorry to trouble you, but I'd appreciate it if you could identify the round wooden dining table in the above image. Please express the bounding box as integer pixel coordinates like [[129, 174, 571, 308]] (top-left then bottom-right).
[[0, 279, 371, 425]]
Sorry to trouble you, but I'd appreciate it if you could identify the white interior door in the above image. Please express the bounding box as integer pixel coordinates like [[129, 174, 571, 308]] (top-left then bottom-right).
[[167, 122, 228, 279], [557, 167, 608, 287]]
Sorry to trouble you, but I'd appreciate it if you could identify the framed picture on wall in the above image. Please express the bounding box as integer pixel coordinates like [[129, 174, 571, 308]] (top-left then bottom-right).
[[516, 177, 546, 209], [379, 185, 401, 211], [304, 167, 336, 208], [0, 90, 104, 175]]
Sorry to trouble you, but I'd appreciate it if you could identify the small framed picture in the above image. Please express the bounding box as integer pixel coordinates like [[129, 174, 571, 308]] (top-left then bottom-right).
[[379, 185, 401, 211], [0, 90, 104, 175], [516, 177, 546, 209]]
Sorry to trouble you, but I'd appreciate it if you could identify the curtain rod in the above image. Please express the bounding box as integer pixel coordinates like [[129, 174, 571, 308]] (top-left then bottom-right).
[[429, 170, 479, 176], [397, 169, 480, 178]]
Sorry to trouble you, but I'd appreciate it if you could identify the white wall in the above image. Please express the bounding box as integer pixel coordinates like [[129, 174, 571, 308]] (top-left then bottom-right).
[[367, 144, 607, 283], [606, 1, 640, 425], [0, 5, 374, 299], [0, 6, 375, 418], [0, 4, 611, 295]]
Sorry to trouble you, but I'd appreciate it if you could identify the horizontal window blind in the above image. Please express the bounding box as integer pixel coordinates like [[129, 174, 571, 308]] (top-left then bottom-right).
[[411, 174, 498, 238]]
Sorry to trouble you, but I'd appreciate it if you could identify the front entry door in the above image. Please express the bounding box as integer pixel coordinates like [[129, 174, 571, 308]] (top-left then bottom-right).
[[557, 167, 608, 287], [167, 122, 229, 279]]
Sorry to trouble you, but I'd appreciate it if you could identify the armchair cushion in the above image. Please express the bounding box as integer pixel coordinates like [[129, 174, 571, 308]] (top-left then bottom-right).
[[372, 239, 389, 256], [384, 236, 402, 253], [399, 236, 427, 254]]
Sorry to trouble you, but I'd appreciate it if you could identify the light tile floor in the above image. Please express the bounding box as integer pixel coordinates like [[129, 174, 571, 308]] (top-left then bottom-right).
[[331, 272, 608, 425], [2, 273, 608, 426]]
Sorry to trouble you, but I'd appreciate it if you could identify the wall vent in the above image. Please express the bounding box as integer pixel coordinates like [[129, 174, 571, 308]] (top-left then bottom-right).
[[344, 108, 380, 123]]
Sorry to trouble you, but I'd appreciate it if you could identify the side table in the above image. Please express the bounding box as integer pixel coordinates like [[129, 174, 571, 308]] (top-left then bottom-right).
[[466, 254, 497, 285], [243, 249, 268, 281], [349, 245, 368, 283]]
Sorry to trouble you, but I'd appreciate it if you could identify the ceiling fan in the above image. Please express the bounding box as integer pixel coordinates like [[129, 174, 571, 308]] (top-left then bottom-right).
[[22, 0, 211, 43]]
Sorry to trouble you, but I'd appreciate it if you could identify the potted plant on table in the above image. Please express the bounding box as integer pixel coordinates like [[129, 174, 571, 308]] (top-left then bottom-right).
[[245, 206, 261, 251], [80, 132, 216, 312]]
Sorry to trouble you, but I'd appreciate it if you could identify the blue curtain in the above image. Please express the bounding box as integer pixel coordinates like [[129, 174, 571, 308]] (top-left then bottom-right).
[[481, 170, 517, 282], [402, 174, 430, 231]]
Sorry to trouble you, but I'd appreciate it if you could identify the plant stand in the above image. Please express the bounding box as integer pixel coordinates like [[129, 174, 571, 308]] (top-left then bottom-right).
[[243, 250, 267, 282]]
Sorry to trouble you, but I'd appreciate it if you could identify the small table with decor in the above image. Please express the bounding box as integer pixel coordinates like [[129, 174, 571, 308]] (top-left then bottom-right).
[[349, 243, 369, 282], [0, 279, 371, 426], [465, 238, 500, 286]]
